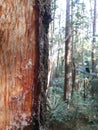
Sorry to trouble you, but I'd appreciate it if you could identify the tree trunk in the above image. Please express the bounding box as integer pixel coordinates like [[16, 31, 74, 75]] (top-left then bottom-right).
[[92, 0, 96, 72], [47, 0, 57, 89], [39, 1, 51, 129], [64, 0, 71, 100], [0, 0, 51, 130], [71, 0, 76, 97]]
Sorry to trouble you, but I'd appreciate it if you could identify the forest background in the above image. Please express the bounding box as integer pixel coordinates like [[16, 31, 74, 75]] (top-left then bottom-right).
[[46, 0, 98, 129]]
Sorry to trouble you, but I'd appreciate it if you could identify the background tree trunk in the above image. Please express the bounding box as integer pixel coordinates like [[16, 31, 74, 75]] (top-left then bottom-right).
[[71, 0, 76, 97], [64, 0, 71, 100], [92, 0, 96, 72]]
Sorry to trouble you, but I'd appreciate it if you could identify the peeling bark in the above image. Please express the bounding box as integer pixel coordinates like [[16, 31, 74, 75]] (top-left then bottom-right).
[[0, 0, 51, 130]]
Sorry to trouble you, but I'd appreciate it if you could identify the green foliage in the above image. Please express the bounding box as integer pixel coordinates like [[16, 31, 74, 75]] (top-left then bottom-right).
[[49, 77, 64, 95], [52, 77, 64, 88], [46, 84, 98, 129], [47, 95, 67, 123], [69, 92, 98, 129]]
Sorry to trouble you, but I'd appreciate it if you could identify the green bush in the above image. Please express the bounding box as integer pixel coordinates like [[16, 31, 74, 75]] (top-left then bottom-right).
[[47, 94, 67, 124]]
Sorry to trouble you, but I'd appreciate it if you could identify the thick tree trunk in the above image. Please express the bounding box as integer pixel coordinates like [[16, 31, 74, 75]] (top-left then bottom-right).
[[39, 3, 51, 129], [0, 0, 51, 130]]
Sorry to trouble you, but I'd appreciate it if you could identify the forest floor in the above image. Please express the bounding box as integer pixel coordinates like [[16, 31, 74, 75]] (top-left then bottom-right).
[[46, 120, 98, 130]]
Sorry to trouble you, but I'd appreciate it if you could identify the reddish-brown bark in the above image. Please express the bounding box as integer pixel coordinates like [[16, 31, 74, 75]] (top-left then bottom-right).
[[0, 0, 41, 129]]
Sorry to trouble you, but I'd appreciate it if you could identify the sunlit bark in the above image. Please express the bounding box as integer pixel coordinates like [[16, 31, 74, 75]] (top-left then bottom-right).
[[47, 0, 57, 89], [0, 0, 51, 129]]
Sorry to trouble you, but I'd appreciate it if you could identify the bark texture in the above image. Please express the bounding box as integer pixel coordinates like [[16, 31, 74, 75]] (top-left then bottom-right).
[[39, 1, 51, 128], [64, 0, 71, 100], [0, 0, 51, 129]]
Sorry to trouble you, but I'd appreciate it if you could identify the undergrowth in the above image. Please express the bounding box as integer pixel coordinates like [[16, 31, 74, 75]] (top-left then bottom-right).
[[46, 77, 98, 130]]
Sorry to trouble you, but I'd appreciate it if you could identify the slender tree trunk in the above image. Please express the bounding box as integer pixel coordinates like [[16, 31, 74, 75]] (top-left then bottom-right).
[[64, 0, 71, 100], [92, 0, 96, 72], [71, 0, 76, 97], [47, 0, 57, 89]]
